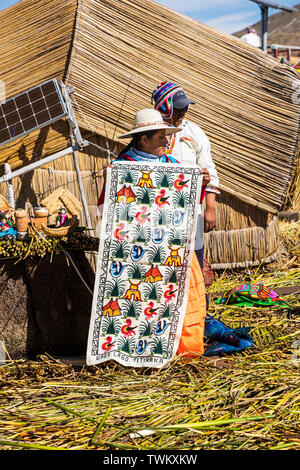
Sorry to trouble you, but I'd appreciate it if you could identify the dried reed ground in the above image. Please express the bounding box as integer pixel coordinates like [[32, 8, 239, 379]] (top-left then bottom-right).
[[0, 223, 299, 451]]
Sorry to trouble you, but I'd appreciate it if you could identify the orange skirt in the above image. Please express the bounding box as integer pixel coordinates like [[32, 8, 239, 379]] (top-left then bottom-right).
[[177, 252, 207, 357]]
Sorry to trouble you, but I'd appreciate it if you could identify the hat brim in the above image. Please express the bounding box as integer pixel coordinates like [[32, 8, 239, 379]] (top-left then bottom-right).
[[173, 98, 195, 109], [118, 124, 182, 139]]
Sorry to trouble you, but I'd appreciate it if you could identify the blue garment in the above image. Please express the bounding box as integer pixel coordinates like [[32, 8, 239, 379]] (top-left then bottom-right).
[[116, 147, 178, 163], [0, 227, 17, 238], [204, 338, 254, 357], [204, 314, 254, 356]]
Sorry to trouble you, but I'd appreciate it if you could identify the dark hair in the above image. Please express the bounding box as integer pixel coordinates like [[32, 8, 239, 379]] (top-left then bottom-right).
[[118, 129, 158, 157]]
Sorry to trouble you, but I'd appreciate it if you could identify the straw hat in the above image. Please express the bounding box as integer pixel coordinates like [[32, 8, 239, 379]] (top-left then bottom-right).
[[118, 109, 182, 139]]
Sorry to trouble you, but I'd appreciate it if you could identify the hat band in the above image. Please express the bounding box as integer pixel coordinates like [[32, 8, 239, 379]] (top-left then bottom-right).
[[133, 120, 166, 129]]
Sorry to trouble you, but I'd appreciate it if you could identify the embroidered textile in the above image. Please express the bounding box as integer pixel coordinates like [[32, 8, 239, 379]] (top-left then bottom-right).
[[216, 284, 289, 308], [86, 161, 202, 367]]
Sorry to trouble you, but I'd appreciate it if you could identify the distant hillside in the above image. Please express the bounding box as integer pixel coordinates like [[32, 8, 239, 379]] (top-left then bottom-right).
[[234, 3, 300, 48]]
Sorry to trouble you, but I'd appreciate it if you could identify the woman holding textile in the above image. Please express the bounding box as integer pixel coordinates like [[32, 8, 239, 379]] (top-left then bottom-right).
[[97, 109, 254, 358]]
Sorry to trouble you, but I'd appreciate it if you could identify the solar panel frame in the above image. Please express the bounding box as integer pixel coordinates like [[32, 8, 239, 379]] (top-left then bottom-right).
[[250, 0, 296, 12], [0, 78, 68, 148]]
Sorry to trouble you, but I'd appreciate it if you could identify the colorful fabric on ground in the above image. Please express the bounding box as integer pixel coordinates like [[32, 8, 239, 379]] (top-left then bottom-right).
[[204, 338, 254, 357], [86, 160, 203, 368], [216, 284, 289, 308], [203, 313, 254, 356]]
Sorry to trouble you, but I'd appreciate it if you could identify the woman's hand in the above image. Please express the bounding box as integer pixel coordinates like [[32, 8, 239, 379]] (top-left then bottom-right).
[[204, 192, 217, 232], [204, 206, 216, 232], [200, 168, 210, 187]]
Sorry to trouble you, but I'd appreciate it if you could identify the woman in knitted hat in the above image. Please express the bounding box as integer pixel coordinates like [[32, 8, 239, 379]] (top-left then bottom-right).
[[151, 81, 219, 271], [151, 85, 254, 357]]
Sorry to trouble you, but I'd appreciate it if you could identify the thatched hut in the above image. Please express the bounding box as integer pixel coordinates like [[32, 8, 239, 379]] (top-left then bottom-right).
[[0, 0, 299, 272]]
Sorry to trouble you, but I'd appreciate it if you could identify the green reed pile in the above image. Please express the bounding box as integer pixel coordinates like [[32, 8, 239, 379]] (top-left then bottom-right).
[[0, 223, 299, 451], [0, 279, 299, 451]]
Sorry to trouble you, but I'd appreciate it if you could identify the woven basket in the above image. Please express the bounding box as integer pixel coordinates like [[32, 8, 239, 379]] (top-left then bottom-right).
[[41, 216, 79, 237], [0, 195, 11, 212]]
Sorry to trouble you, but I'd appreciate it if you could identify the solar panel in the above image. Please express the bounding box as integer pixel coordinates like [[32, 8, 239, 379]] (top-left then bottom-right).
[[0, 78, 68, 148]]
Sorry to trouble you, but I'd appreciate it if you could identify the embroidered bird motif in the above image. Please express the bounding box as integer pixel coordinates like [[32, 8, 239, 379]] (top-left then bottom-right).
[[144, 301, 159, 319], [155, 189, 170, 206], [121, 318, 137, 337], [172, 210, 185, 227], [135, 206, 150, 224], [174, 174, 189, 190], [136, 339, 151, 355], [110, 261, 126, 278], [164, 284, 178, 302], [130, 245, 147, 262], [155, 320, 171, 336], [114, 223, 129, 240], [101, 336, 115, 351], [152, 227, 167, 244]]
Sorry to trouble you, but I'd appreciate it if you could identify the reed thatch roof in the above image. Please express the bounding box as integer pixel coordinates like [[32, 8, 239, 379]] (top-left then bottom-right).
[[0, 0, 300, 215]]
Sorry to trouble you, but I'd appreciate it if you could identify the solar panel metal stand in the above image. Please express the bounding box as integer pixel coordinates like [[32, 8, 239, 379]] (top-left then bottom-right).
[[59, 81, 88, 151], [0, 80, 89, 186], [0, 78, 96, 260], [250, 1, 296, 52], [4, 163, 14, 209], [60, 82, 95, 238]]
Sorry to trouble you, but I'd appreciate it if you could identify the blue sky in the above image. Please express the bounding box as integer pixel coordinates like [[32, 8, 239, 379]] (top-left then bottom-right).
[[0, 0, 298, 33], [155, 0, 299, 33]]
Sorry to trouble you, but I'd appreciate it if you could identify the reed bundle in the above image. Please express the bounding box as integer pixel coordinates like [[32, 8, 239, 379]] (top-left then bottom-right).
[[204, 217, 282, 269], [41, 187, 82, 216]]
